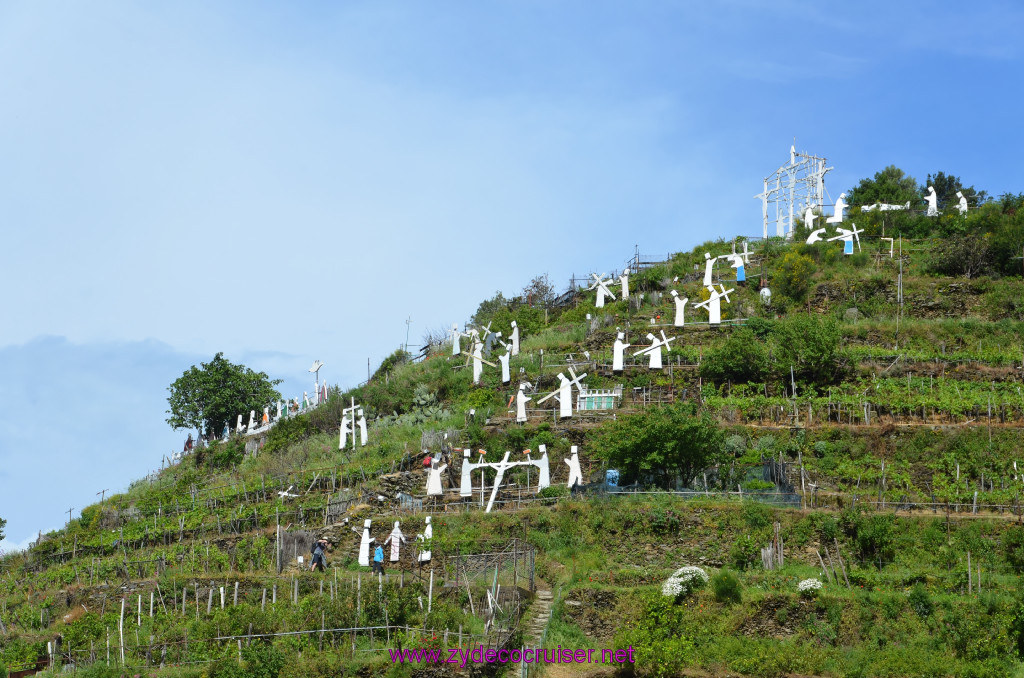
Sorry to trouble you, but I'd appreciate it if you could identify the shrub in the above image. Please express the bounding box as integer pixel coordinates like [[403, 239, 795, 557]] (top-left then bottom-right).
[[711, 569, 742, 604], [1004, 526, 1024, 574], [908, 583, 933, 618], [730, 534, 760, 570], [773, 251, 817, 303]]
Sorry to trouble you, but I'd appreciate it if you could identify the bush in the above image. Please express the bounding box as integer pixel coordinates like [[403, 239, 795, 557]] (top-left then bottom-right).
[[908, 583, 933, 618], [730, 534, 760, 570], [773, 251, 817, 303], [1004, 526, 1024, 574], [699, 327, 770, 385], [711, 569, 742, 604]]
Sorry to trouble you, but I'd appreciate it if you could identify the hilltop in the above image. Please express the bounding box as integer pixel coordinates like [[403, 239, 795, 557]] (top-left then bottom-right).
[[3, 187, 1024, 678]]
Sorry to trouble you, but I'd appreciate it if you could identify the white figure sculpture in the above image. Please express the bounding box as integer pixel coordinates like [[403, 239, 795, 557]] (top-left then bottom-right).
[[670, 290, 688, 327], [727, 253, 746, 283], [339, 414, 352, 449], [957, 191, 968, 215], [537, 444, 551, 490], [702, 252, 717, 287], [826, 193, 847, 224], [515, 383, 532, 423], [612, 331, 630, 372], [248, 410, 256, 431], [509, 321, 520, 356], [450, 325, 463, 356], [471, 333, 484, 384], [236, 414, 244, 434], [804, 204, 817, 231], [303, 392, 310, 409], [588, 273, 617, 308], [383, 521, 406, 562], [352, 519, 373, 567], [426, 455, 448, 496], [925, 186, 939, 217], [694, 285, 734, 325], [806, 228, 827, 244], [827, 224, 863, 255], [555, 372, 573, 418], [760, 287, 772, 306], [276, 401, 283, 420], [633, 331, 675, 369], [460, 449, 482, 496], [565, 446, 583, 488], [262, 407, 269, 426], [619, 269, 630, 300], [417, 517, 432, 563], [535, 369, 586, 419], [356, 408, 368, 446], [498, 347, 511, 384]]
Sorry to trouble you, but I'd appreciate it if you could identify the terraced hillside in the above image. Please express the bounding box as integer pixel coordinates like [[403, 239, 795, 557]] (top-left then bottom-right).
[[3, 197, 1024, 678]]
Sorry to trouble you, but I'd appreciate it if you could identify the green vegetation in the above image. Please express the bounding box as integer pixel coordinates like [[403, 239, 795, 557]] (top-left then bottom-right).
[[4, 163, 1024, 676], [166, 352, 282, 436]]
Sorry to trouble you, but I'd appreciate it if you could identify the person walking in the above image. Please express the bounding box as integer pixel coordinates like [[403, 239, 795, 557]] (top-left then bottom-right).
[[310, 538, 328, 572]]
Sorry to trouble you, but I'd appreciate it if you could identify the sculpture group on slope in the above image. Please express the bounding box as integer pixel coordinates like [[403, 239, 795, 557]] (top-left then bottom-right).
[[352, 516, 433, 569]]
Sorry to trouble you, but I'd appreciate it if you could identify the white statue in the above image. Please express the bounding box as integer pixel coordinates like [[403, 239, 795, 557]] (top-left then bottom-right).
[[236, 414, 244, 434], [619, 268, 630, 300], [633, 330, 675, 369], [303, 392, 310, 409], [352, 519, 373, 567], [925, 186, 939, 217], [702, 252, 717, 287], [498, 347, 511, 384], [727, 253, 745, 283], [694, 285, 734, 325], [957, 191, 968, 215], [537, 444, 551, 490], [588, 273, 617, 308], [426, 455, 447, 496], [670, 290, 688, 327], [515, 383, 532, 423], [806, 228, 827, 245], [262, 407, 269, 426], [555, 372, 573, 418], [827, 224, 863, 255], [804, 204, 817, 231], [248, 410, 256, 431], [383, 521, 407, 562], [471, 333, 484, 384], [509, 321, 521, 356], [612, 331, 630, 372], [826, 193, 847, 224], [276, 400, 283, 420], [339, 414, 352, 449], [417, 517, 433, 563], [565, 446, 583, 488], [460, 449, 482, 496], [356, 408, 368, 446], [450, 324, 463, 356]]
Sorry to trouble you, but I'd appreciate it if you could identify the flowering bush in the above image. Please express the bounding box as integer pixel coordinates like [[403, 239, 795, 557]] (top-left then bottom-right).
[[661, 566, 709, 601], [798, 578, 823, 597]]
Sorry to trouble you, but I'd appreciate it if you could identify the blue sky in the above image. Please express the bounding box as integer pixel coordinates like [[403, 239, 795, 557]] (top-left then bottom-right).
[[2, 1, 1022, 550]]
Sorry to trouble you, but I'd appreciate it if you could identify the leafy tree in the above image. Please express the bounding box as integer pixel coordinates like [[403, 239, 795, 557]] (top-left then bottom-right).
[[470, 290, 509, 326], [924, 171, 986, 209], [596, 404, 724, 488], [772, 251, 817, 303], [166, 353, 282, 436], [699, 327, 769, 385], [847, 165, 919, 207], [771, 313, 846, 387], [928, 232, 992, 279]]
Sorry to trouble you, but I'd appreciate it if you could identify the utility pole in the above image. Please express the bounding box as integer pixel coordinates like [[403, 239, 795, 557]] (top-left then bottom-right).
[[404, 316, 413, 355]]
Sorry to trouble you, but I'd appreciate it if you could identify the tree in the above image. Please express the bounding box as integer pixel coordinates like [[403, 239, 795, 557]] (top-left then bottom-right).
[[699, 327, 769, 385], [771, 313, 846, 387], [924, 171, 986, 209], [166, 353, 282, 436], [928, 232, 992, 279], [470, 290, 509, 326], [847, 165, 919, 207], [520, 274, 557, 307], [596, 405, 724, 488], [0, 514, 5, 543], [772, 251, 816, 303]]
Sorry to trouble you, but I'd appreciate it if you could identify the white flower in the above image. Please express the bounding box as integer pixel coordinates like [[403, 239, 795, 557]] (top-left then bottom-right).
[[798, 578, 823, 596], [661, 566, 709, 598]]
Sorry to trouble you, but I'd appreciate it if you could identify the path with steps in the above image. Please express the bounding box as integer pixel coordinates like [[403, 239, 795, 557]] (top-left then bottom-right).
[[526, 588, 554, 646]]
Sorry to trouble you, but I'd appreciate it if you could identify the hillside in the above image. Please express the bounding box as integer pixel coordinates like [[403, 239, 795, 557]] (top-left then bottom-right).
[[3, 195, 1024, 678]]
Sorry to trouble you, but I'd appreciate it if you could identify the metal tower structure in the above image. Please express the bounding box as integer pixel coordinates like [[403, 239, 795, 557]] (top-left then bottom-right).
[[755, 143, 832, 239]]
